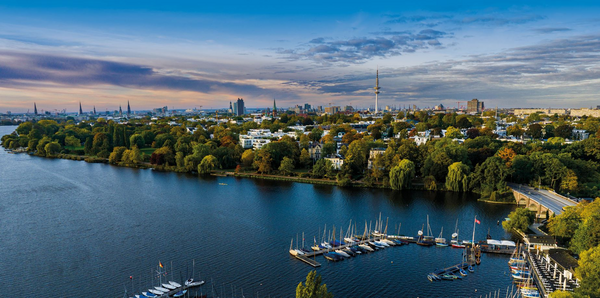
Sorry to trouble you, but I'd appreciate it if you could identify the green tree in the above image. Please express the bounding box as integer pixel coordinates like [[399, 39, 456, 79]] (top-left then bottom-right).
[[299, 148, 311, 169], [130, 134, 145, 149], [502, 208, 535, 232], [549, 290, 573, 298], [345, 139, 368, 176], [470, 156, 510, 198], [84, 137, 93, 155], [108, 146, 127, 164], [279, 156, 295, 176], [548, 206, 581, 239], [389, 159, 415, 190], [575, 245, 600, 298], [312, 159, 333, 178], [445, 126, 463, 139], [555, 124, 573, 139], [296, 270, 333, 298], [65, 135, 81, 147], [570, 214, 600, 254], [527, 124, 543, 139], [198, 155, 218, 175], [44, 142, 61, 157], [445, 162, 470, 192], [423, 175, 437, 191]]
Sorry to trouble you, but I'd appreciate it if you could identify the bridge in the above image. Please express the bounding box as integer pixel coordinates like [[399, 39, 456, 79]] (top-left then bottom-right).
[[508, 183, 577, 217]]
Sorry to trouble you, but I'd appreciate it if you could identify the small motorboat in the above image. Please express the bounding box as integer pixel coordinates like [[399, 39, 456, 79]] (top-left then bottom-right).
[[335, 249, 351, 257], [148, 289, 165, 295], [162, 283, 177, 290], [468, 265, 475, 273], [173, 290, 188, 297], [459, 268, 468, 276], [359, 244, 374, 252]]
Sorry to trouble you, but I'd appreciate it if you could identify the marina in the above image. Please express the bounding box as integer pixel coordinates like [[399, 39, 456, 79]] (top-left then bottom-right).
[[0, 131, 518, 298]]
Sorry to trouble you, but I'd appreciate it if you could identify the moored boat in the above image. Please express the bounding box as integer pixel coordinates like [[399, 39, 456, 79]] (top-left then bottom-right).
[[162, 283, 177, 290], [169, 281, 182, 288], [173, 290, 188, 297]]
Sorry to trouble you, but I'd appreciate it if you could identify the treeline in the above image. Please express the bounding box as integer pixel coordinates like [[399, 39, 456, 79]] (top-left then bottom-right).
[[2, 115, 600, 198]]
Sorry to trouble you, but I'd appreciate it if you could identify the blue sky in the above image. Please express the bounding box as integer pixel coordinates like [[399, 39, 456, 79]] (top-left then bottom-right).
[[1, 1, 600, 112]]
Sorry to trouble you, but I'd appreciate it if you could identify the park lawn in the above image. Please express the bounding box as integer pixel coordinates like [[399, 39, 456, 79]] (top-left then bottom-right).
[[65, 146, 84, 151], [140, 148, 156, 155]]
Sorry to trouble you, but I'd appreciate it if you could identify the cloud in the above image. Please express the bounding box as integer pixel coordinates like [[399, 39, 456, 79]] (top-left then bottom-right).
[[458, 15, 545, 26], [533, 27, 572, 34], [0, 51, 299, 100], [279, 30, 450, 64], [285, 34, 600, 107], [384, 14, 453, 25]]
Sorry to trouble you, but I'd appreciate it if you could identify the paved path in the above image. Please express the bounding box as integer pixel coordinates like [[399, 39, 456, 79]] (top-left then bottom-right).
[[508, 183, 577, 215]]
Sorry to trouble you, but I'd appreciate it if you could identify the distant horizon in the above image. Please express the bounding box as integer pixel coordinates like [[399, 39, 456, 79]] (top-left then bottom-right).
[[1, 1, 600, 112]]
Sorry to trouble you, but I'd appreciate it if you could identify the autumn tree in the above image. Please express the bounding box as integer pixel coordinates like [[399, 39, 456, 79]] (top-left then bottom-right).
[[254, 150, 273, 174], [241, 149, 255, 168]]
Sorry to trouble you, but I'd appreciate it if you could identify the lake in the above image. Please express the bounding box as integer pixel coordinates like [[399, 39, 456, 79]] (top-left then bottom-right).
[[0, 125, 517, 297]]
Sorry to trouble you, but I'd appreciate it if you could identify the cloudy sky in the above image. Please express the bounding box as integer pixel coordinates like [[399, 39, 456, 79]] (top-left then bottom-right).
[[1, 1, 600, 113]]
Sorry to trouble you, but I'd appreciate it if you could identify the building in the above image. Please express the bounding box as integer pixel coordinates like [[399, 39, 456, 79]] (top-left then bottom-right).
[[570, 108, 600, 117], [308, 142, 323, 160], [324, 106, 340, 114], [513, 108, 568, 116], [325, 155, 345, 170], [367, 148, 386, 169], [467, 99, 484, 114], [524, 235, 558, 251], [233, 98, 245, 116]]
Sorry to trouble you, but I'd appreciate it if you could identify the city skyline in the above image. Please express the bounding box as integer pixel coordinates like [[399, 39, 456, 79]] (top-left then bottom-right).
[[1, 1, 600, 112]]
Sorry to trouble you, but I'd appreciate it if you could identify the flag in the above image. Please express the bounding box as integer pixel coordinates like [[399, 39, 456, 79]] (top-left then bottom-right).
[[159, 261, 163, 268], [475, 218, 481, 225]]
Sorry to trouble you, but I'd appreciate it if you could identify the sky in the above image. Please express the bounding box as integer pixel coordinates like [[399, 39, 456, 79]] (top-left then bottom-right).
[[1, 1, 600, 113]]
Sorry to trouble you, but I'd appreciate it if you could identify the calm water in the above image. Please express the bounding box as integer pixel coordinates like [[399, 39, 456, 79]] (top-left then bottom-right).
[[0, 126, 517, 297]]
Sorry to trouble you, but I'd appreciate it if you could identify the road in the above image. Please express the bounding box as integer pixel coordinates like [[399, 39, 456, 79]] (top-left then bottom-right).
[[507, 183, 577, 215]]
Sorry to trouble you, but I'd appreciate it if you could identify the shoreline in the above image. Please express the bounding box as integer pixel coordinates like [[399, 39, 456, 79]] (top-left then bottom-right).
[[9, 150, 517, 204]]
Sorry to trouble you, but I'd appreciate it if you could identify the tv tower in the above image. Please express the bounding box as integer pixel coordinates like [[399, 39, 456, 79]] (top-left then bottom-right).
[[374, 68, 380, 114]]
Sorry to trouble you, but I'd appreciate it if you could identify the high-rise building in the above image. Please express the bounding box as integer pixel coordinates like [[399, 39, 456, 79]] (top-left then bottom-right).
[[467, 99, 484, 114], [304, 103, 311, 111], [374, 69, 381, 114], [234, 98, 245, 116]]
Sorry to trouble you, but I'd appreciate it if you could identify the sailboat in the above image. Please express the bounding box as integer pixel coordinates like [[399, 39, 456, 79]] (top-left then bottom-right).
[[450, 219, 465, 248], [435, 227, 448, 247], [289, 238, 304, 256], [417, 216, 435, 246]]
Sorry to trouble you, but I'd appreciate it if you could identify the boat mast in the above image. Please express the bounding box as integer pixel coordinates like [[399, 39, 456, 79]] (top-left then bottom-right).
[[472, 215, 477, 247]]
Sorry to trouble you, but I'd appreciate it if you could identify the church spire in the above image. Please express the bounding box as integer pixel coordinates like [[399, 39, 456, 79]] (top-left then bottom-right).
[[34, 102, 38, 115], [79, 102, 83, 115], [273, 99, 277, 117], [127, 101, 131, 115]]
